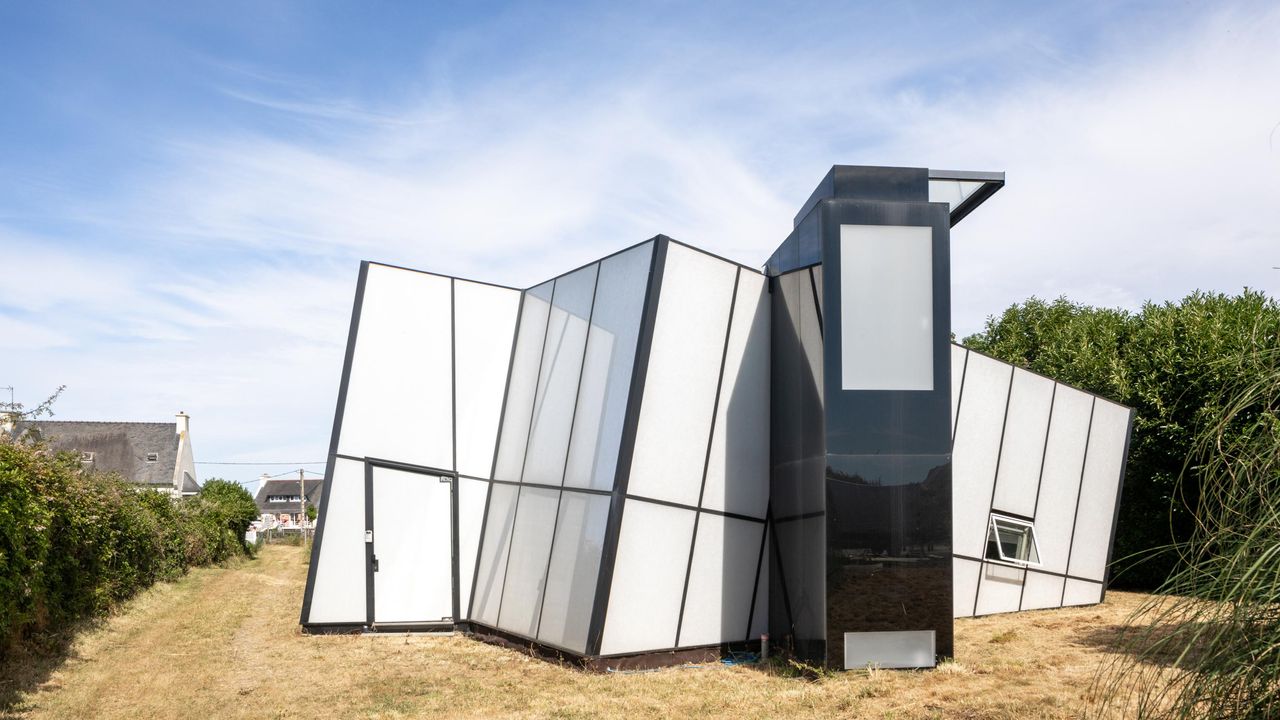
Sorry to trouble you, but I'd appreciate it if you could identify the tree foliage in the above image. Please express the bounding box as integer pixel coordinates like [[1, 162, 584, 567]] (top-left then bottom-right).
[[963, 289, 1280, 588]]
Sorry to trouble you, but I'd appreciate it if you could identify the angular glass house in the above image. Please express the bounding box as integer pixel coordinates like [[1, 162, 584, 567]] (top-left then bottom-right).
[[301, 165, 1133, 671]]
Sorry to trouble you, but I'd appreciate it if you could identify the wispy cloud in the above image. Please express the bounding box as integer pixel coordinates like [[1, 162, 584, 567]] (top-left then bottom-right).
[[3, 1, 1277, 484]]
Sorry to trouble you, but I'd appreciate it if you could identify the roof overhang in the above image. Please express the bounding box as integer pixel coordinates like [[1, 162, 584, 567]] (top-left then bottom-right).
[[927, 169, 1005, 227]]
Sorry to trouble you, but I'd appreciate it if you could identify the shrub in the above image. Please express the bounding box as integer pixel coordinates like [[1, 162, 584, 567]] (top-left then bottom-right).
[[0, 441, 256, 658]]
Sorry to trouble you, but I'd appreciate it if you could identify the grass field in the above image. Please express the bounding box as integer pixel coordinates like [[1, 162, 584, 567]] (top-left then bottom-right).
[[1, 544, 1155, 719]]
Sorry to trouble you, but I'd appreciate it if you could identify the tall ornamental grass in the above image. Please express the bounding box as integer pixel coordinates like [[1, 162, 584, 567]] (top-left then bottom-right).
[[1091, 347, 1280, 718]]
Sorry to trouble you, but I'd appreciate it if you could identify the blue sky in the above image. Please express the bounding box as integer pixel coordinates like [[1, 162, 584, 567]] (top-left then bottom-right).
[[2, 1, 1278, 488]]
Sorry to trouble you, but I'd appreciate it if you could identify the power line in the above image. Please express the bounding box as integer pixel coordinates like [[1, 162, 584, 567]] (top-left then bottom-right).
[[195, 461, 327, 465]]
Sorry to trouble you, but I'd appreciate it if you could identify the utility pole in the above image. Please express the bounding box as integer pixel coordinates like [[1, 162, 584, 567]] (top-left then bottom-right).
[[299, 468, 307, 538]]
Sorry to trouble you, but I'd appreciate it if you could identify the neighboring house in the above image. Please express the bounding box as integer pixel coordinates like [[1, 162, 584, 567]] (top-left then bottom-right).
[[255, 477, 323, 525], [7, 412, 199, 497]]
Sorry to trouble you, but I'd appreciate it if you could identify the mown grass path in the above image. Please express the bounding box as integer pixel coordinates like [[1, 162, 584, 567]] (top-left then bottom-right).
[[5, 545, 1152, 719]]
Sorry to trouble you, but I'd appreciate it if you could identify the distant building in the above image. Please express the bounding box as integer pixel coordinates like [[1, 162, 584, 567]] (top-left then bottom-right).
[[6, 411, 199, 497], [255, 477, 324, 525]]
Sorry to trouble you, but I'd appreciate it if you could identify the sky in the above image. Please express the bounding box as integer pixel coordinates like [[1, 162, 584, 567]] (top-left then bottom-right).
[[2, 1, 1278, 489]]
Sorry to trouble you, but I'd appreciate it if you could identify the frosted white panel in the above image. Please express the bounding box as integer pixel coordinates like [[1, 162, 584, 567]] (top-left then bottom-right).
[[839, 224, 933, 391], [628, 246, 737, 507], [497, 486, 560, 636], [748, 529, 768, 639], [454, 281, 521, 478], [678, 515, 762, 647], [1067, 401, 1130, 582], [951, 557, 980, 618], [493, 282, 553, 483], [564, 242, 653, 491], [1034, 389, 1094, 575], [457, 477, 488, 620], [307, 458, 367, 623], [1062, 578, 1104, 607], [844, 630, 936, 670], [523, 267, 597, 486], [339, 265, 453, 468], [800, 266, 824, 408], [811, 265, 823, 314], [702, 272, 770, 518], [992, 370, 1056, 518], [373, 467, 453, 623], [951, 353, 1012, 558], [928, 179, 985, 211], [1020, 570, 1065, 611], [470, 482, 519, 626], [950, 344, 967, 438], [538, 491, 610, 652], [599, 500, 697, 655], [974, 562, 1025, 616]]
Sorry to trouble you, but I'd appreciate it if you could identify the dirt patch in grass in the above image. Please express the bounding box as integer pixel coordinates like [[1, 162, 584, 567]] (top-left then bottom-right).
[[3, 546, 1160, 719]]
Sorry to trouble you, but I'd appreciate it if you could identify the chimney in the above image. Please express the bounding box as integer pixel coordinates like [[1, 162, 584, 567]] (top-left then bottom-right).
[[176, 411, 190, 435]]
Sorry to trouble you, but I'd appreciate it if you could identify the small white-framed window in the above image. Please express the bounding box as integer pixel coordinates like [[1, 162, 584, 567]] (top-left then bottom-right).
[[80, 451, 95, 462], [146, 452, 159, 462], [985, 514, 1041, 567]]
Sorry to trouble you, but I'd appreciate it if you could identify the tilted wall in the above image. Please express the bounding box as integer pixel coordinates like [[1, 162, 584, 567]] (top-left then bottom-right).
[[302, 262, 521, 627], [950, 344, 1132, 617]]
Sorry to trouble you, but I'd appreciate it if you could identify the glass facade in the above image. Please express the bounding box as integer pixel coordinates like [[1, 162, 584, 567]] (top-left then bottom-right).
[[302, 165, 1132, 672]]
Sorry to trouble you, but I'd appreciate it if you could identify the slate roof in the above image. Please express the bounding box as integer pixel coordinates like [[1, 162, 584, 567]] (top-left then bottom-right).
[[16, 420, 183, 488], [255, 478, 325, 515]]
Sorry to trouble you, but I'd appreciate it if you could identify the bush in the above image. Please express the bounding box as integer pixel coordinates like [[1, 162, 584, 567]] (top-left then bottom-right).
[[964, 289, 1280, 588], [0, 441, 255, 658]]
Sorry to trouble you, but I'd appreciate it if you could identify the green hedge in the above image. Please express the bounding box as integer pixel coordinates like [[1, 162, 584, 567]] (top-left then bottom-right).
[[963, 289, 1280, 589], [0, 441, 259, 657]]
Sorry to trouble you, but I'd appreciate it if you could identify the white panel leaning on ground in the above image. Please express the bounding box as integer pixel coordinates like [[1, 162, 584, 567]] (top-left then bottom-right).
[[950, 343, 1133, 618]]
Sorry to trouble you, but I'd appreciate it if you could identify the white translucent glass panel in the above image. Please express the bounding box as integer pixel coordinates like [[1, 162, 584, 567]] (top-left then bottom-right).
[[470, 482, 519, 626], [523, 267, 598, 486], [1020, 570, 1065, 611], [454, 281, 521, 478], [1062, 578, 1104, 607], [951, 344, 968, 438], [1067, 401, 1131, 582], [538, 491, 610, 652], [928, 179, 985, 212], [628, 246, 738, 507], [992, 370, 1056, 518], [493, 282, 553, 483], [372, 467, 453, 623], [951, 353, 1012, 558], [974, 562, 1025, 616], [678, 515, 762, 647], [748, 530, 768, 639], [952, 557, 980, 617], [339, 265, 453, 468], [600, 500, 697, 655], [307, 458, 367, 623], [496, 487, 560, 635], [844, 630, 936, 670], [839, 224, 934, 391], [702, 272, 770, 518], [1033, 390, 1094, 575], [456, 477, 488, 620], [564, 242, 653, 491]]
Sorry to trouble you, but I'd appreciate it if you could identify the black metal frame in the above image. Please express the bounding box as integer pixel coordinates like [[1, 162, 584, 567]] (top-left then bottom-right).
[[584, 236, 668, 656]]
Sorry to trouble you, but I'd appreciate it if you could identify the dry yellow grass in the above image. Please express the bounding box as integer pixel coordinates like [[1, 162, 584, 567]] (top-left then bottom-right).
[[3, 545, 1154, 719]]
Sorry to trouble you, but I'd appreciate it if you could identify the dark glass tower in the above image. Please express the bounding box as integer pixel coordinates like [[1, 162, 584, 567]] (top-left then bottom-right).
[[767, 165, 957, 669]]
